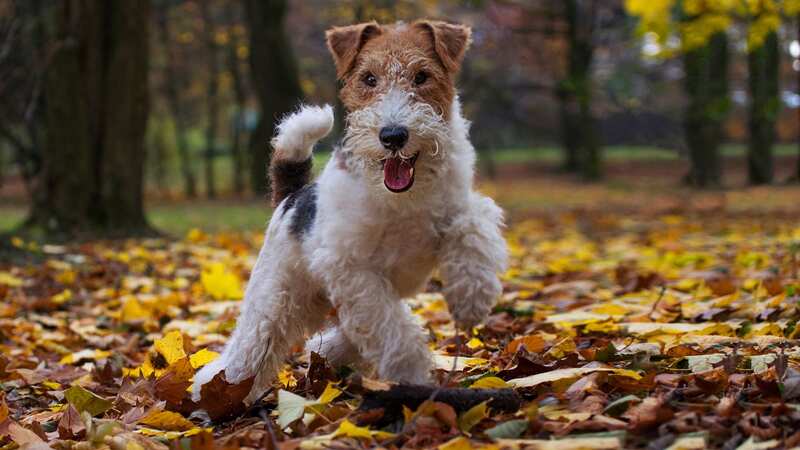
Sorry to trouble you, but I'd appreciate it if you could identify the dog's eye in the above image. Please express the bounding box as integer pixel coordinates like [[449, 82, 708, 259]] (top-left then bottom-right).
[[413, 71, 428, 86], [362, 72, 377, 88]]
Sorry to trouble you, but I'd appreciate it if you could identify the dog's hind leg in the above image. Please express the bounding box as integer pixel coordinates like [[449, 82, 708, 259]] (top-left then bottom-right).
[[305, 326, 365, 369], [192, 229, 327, 404]]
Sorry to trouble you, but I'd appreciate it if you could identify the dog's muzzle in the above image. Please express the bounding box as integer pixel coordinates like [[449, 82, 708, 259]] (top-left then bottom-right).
[[379, 126, 409, 151]]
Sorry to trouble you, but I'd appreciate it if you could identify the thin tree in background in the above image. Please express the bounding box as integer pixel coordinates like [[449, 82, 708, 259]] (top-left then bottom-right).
[[200, 0, 221, 199], [155, 1, 197, 198], [226, 11, 248, 196], [28, 0, 150, 235], [560, 0, 602, 180], [747, 29, 779, 185], [796, 12, 800, 181], [244, 0, 303, 196], [683, 32, 728, 188]]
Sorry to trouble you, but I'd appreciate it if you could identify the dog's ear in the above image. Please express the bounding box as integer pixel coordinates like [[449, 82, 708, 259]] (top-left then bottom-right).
[[326, 22, 382, 79], [414, 20, 472, 73]]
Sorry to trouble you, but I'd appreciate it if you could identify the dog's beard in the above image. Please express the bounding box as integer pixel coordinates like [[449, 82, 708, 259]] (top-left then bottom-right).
[[341, 89, 450, 194]]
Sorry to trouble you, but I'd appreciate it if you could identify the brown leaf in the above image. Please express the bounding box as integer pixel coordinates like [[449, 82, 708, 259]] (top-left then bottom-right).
[[154, 358, 193, 408], [622, 396, 673, 431], [189, 370, 254, 421], [57, 404, 85, 440], [504, 335, 547, 355], [0, 392, 8, 424], [306, 351, 337, 397]]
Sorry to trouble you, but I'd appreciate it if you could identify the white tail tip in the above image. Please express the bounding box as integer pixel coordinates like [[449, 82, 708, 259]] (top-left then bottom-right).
[[271, 104, 334, 161]]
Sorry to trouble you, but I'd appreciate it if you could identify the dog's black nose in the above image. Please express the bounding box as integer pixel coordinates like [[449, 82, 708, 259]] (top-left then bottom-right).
[[379, 126, 408, 151]]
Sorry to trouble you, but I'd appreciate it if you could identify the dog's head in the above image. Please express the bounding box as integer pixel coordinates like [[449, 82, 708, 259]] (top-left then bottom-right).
[[326, 20, 471, 194]]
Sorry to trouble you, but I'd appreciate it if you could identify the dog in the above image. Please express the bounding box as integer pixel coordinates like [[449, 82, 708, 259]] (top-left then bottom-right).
[[193, 20, 508, 404]]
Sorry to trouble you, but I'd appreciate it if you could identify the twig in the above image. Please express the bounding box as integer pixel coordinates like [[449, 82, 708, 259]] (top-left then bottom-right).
[[259, 409, 280, 450], [648, 286, 667, 320]]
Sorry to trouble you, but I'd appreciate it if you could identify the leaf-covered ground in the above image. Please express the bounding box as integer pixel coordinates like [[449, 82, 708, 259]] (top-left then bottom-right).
[[2, 204, 800, 449]]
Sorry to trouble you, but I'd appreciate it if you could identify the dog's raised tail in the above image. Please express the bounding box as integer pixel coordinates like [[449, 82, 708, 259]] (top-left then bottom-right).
[[269, 104, 334, 206]]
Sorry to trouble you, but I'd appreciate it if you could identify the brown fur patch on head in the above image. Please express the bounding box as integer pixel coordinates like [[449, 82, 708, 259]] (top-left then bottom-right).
[[326, 22, 382, 79], [326, 20, 471, 120]]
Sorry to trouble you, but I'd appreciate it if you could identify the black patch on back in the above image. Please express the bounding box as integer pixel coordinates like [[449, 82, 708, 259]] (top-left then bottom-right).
[[285, 183, 317, 237], [270, 157, 313, 207]]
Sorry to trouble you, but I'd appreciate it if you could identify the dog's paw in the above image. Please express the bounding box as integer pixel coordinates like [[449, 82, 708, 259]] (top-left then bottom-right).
[[446, 275, 502, 330], [190, 357, 226, 402]]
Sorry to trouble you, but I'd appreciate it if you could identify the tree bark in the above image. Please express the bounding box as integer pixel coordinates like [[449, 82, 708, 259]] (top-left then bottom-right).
[[747, 31, 779, 185], [560, 0, 601, 180], [683, 32, 729, 188], [200, 1, 220, 199], [156, 1, 197, 198], [244, 0, 303, 196], [227, 28, 247, 196], [27, 0, 151, 236], [796, 15, 800, 181]]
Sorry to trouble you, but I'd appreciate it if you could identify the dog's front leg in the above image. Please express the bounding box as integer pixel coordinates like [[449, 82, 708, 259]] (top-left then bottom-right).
[[439, 193, 508, 330], [322, 269, 432, 384]]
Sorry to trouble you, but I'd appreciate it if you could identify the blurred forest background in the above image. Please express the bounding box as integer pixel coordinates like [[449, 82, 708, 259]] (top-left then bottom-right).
[[0, 0, 799, 237]]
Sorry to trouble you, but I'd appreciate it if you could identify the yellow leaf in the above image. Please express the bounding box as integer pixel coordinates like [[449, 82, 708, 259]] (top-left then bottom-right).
[[402, 405, 414, 423], [121, 297, 151, 323], [41, 381, 61, 390], [186, 228, 206, 242], [51, 289, 73, 305], [333, 420, 373, 439], [317, 382, 342, 404], [439, 436, 474, 450], [139, 410, 195, 431], [278, 367, 297, 389], [189, 348, 219, 369], [0, 271, 23, 287], [154, 331, 187, 366], [466, 337, 484, 350], [469, 377, 509, 389], [591, 303, 629, 316], [333, 419, 394, 440], [457, 401, 488, 432], [201, 262, 243, 300]]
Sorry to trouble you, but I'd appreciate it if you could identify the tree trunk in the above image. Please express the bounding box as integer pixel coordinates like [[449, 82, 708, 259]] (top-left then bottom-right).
[[155, 2, 197, 198], [796, 15, 800, 181], [683, 32, 729, 188], [244, 0, 303, 196], [227, 30, 247, 196], [200, 1, 220, 199], [561, 0, 601, 180], [747, 31, 779, 185], [27, 0, 151, 236]]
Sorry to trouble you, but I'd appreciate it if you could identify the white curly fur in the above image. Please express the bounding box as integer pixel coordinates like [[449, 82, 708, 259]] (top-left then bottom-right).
[[192, 92, 508, 404]]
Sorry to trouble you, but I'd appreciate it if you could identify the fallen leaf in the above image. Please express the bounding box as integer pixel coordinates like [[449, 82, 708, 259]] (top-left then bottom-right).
[[64, 385, 112, 416], [457, 401, 488, 432], [507, 366, 641, 388]]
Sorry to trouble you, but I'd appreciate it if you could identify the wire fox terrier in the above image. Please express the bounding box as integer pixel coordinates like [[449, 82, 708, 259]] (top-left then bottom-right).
[[193, 20, 508, 404]]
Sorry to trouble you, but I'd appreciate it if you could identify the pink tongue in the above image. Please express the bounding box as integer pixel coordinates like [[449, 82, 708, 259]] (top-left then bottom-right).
[[383, 156, 414, 192]]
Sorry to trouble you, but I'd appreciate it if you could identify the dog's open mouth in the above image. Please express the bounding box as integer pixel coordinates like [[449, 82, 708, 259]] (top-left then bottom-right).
[[383, 153, 418, 193]]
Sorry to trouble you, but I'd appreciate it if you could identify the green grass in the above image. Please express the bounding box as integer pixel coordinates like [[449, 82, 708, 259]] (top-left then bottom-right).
[[0, 202, 273, 237], [147, 201, 272, 235], [3, 144, 796, 237], [484, 144, 797, 164]]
